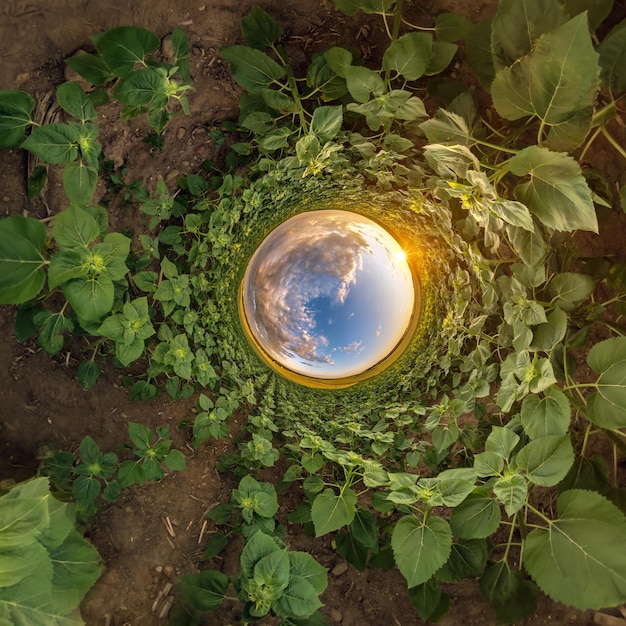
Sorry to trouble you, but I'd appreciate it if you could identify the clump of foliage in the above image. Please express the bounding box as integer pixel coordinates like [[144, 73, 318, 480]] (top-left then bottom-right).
[[0, 477, 102, 624], [1, 1, 626, 624], [40, 423, 187, 521]]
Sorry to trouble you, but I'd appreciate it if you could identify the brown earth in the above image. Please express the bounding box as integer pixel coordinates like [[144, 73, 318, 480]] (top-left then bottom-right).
[[0, 1, 625, 625]]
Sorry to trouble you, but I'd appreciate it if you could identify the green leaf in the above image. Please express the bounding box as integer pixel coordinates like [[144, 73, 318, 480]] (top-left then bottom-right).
[[128, 422, 152, 449], [531, 308, 568, 352], [586, 336, 626, 430], [408, 579, 449, 622], [21, 123, 80, 164], [310, 105, 343, 142], [323, 47, 353, 78], [435, 12, 473, 42], [392, 515, 452, 588], [490, 200, 534, 232], [241, 531, 281, 579], [450, 490, 501, 539], [0, 90, 34, 148], [473, 451, 504, 477], [493, 474, 528, 516], [509, 146, 598, 233], [436, 539, 488, 583], [419, 109, 473, 146], [34, 310, 73, 354], [63, 161, 98, 206], [115, 68, 166, 105], [241, 5, 283, 50], [95, 26, 160, 78], [311, 488, 357, 536], [481, 561, 538, 623], [515, 435, 574, 486], [77, 360, 101, 390], [220, 45, 286, 94], [466, 20, 495, 87], [56, 82, 97, 122], [0, 216, 47, 304], [521, 386, 571, 439], [261, 88, 295, 112], [598, 21, 626, 91], [491, 0, 568, 70], [164, 450, 186, 471], [382, 32, 433, 81], [53, 204, 100, 249], [507, 223, 548, 270], [345, 66, 384, 103], [525, 489, 626, 609], [485, 426, 520, 460], [63, 275, 114, 321], [272, 577, 323, 619], [177, 570, 229, 612], [563, 0, 613, 29], [254, 549, 289, 589], [48, 529, 102, 612], [336, 531, 368, 571], [549, 272, 595, 311], [426, 41, 458, 76], [64, 52, 114, 86], [350, 509, 379, 550], [288, 551, 328, 595]]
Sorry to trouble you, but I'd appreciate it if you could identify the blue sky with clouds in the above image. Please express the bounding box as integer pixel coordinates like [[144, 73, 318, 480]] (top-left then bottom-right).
[[243, 210, 414, 378]]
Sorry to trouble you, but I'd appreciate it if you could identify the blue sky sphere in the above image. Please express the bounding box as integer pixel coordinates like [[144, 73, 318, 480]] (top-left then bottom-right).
[[242, 210, 415, 379]]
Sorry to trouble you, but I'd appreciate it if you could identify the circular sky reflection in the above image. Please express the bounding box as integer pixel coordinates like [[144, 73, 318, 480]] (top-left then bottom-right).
[[242, 210, 415, 379]]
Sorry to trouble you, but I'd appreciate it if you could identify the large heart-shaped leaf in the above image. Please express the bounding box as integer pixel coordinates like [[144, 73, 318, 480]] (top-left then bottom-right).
[[525, 489, 626, 609], [509, 146, 598, 233]]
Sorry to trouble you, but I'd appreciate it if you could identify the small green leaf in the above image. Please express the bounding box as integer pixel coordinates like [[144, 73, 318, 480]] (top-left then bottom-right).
[[494, 474, 528, 516], [64, 53, 114, 86], [435, 12, 473, 42], [392, 515, 452, 588], [220, 45, 286, 94], [63, 275, 114, 321], [509, 146, 598, 233], [515, 435, 574, 486], [56, 81, 97, 122], [95, 26, 160, 78], [21, 123, 80, 164], [177, 570, 229, 612], [450, 490, 501, 539], [53, 204, 100, 249], [525, 489, 626, 609], [426, 41, 458, 76], [531, 308, 568, 352], [520, 386, 571, 439], [436, 539, 488, 583], [115, 68, 166, 105], [0, 90, 35, 148], [598, 21, 626, 91], [310, 105, 343, 142], [382, 32, 433, 81], [345, 66, 384, 103], [311, 488, 357, 536], [241, 5, 283, 50], [77, 360, 101, 390], [323, 47, 353, 78], [485, 426, 520, 460], [549, 272, 595, 312], [164, 449, 186, 471], [63, 161, 98, 206]]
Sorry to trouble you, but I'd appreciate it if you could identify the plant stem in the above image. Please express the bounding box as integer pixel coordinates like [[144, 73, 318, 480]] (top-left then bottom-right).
[[600, 124, 626, 161], [273, 45, 309, 135]]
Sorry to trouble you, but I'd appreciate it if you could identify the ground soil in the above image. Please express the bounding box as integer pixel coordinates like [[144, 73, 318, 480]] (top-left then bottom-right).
[[1, 1, 625, 625]]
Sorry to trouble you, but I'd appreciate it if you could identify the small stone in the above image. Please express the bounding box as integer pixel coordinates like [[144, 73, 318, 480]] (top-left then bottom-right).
[[161, 35, 175, 61], [330, 608, 343, 623], [2, 196, 10, 202], [331, 562, 348, 577], [176, 127, 186, 140], [155, 566, 163, 573], [163, 565, 174, 577]]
